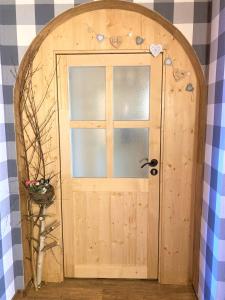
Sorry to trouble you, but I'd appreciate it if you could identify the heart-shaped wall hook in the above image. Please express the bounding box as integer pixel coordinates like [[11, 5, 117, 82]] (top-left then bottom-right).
[[149, 44, 163, 57]]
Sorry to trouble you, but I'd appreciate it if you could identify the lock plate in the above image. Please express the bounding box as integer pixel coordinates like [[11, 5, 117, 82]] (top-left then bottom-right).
[[150, 168, 158, 176]]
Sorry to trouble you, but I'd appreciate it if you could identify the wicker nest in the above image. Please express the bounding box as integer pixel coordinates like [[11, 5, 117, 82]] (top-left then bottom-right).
[[28, 185, 55, 206]]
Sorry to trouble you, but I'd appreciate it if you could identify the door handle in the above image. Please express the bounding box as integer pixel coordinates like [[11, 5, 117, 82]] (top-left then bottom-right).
[[141, 159, 158, 168]]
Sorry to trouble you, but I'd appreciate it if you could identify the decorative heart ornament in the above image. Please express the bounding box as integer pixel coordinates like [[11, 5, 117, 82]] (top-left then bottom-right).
[[173, 68, 186, 81], [164, 57, 173, 65], [186, 83, 194, 92], [149, 44, 163, 57], [136, 36, 145, 45], [110, 36, 123, 48], [96, 34, 105, 42]]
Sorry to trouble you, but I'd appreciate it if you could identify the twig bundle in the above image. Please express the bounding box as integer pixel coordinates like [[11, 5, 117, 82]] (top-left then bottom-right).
[[16, 58, 60, 290]]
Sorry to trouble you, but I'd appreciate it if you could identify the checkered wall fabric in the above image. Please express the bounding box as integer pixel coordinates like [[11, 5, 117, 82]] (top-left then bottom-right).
[[0, 50, 23, 300], [198, 0, 225, 299], [0, 1, 212, 299]]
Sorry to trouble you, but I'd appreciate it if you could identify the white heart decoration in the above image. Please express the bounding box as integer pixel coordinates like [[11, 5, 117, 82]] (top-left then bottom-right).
[[96, 34, 105, 42], [149, 44, 163, 57]]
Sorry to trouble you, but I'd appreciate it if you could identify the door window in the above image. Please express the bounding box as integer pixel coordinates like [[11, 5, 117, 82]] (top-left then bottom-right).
[[69, 66, 106, 120], [113, 66, 150, 120], [68, 64, 151, 178], [113, 128, 149, 178], [71, 128, 106, 177]]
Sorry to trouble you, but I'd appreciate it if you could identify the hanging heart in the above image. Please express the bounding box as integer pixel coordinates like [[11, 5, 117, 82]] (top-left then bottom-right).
[[186, 83, 194, 92], [173, 68, 186, 81], [164, 57, 173, 65], [136, 36, 145, 45], [149, 44, 163, 57], [96, 34, 105, 42], [110, 36, 123, 48]]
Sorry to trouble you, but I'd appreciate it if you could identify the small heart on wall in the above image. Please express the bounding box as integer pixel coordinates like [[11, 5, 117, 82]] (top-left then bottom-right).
[[136, 36, 145, 45], [149, 44, 163, 57], [110, 36, 123, 48]]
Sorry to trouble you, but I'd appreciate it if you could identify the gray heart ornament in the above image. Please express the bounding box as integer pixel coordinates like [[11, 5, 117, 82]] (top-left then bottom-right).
[[136, 36, 145, 45]]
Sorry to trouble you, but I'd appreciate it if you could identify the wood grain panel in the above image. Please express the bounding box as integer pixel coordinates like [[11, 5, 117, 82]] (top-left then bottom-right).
[[66, 191, 149, 279], [158, 42, 198, 284]]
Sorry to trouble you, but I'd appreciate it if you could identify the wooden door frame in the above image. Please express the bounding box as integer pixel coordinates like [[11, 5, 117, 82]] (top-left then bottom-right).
[[14, 0, 207, 291]]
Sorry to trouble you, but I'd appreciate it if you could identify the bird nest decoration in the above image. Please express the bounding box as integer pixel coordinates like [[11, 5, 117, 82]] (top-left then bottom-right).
[[25, 179, 55, 206]]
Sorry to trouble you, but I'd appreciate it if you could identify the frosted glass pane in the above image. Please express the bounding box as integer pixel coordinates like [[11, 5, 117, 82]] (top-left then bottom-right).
[[114, 128, 149, 178], [69, 67, 106, 120], [71, 129, 106, 177], [113, 66, 150, 120]]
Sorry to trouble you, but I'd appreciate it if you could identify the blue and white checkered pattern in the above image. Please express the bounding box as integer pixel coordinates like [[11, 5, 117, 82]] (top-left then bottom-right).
[[0, 1, 214, 299], [198, 0, 225, 299], [0, 50, 23, 300]]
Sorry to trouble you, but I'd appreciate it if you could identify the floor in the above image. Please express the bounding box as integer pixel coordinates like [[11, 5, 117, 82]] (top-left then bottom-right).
[[15, 279, 197, 300]]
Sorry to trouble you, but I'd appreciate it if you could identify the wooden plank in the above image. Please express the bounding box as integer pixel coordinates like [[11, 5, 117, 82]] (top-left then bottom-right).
[[74, 192, 87, 266], [99, 193, 111, 264], [136, 193, 148, 266], [85, 192, 100, 266], [114, 121, 151, 128], [57, 55, 75, 278], [62, 198, 75, 277], [146, 54, 162, 279], [70, 121, 106, 128], [66, 53, 154, 67], [73, 265, 147, 279], [111, 193, 125, 265], [71, 179, 150, 192], [106, 66, 113, 178], [158, 41, 199, 284]]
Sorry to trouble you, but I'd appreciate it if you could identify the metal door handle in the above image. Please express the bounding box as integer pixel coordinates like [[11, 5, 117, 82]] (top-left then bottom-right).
[[141, 159, 158, 168]]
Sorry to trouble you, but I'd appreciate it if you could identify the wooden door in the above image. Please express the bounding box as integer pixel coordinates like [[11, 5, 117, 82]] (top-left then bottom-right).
[[57, 53, 162, 279]]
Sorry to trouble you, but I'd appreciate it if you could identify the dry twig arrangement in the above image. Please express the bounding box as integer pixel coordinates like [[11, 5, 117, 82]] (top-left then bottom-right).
[[16, 59, 60, 290]]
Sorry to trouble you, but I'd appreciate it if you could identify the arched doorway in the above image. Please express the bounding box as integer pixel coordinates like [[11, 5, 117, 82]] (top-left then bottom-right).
[[14, 0, 206, 291]]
